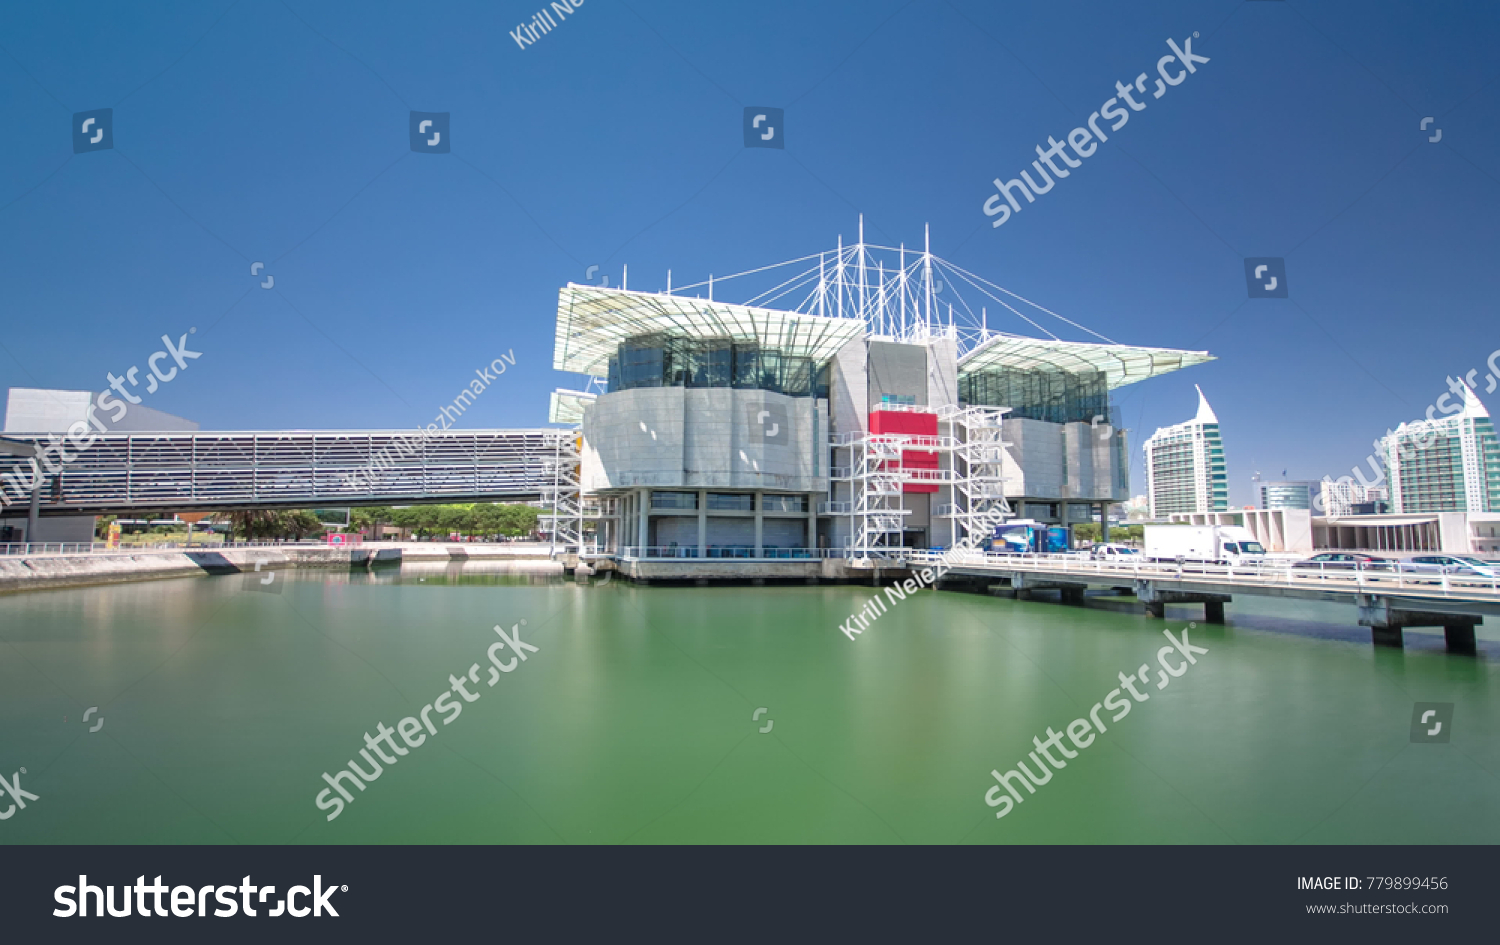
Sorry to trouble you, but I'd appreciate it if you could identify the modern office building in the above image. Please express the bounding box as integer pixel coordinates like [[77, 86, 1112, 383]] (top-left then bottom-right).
[[1143, 386, 1227, 518], [556, 227, 1213, 558], [1379, 381, 1500, 514], [1318, 479, 1386, 517], [1257, 479, 1321, 512]]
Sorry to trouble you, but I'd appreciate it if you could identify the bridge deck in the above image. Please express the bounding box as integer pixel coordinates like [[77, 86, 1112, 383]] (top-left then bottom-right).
[[883, 551, 1500, 617], [0, 429, 575, 515]]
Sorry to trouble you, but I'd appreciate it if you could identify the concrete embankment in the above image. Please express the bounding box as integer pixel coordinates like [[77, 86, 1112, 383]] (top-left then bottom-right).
[[0, 547, 401, 595]]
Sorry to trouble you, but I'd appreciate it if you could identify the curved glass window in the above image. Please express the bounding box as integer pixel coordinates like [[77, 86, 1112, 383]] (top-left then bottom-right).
[[607, 333, 828, 398]]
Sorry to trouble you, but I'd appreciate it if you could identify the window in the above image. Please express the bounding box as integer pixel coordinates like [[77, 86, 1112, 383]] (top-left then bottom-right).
[[880, 393, 916, 406], [650, 491, 698, 510], [706, 493, 753, 511], [762, 494, 807, 513]]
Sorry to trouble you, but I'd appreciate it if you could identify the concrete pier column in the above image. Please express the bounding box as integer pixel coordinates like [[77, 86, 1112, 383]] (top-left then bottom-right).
[[27, 483, 41, 543], [1445, 623, 1477, 655], [806, 492, 816, 551], [1358, 595, 1481, 654], [1144, 601, 1165, 619], [697, 489, 707, 559], [754, 493, 763, 558], [637, 488, 648, 553], [1060, 586, 1085, 605], [1204, 600, 1226, 623]]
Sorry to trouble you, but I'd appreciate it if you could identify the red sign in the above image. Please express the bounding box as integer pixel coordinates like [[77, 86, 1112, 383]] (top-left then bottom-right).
[[869, 409, 938, 493]]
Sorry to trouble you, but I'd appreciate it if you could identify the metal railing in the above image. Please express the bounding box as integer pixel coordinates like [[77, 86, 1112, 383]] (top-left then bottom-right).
[[0, 539, 324, 556], [884, 550, 1500, 599], [617, 546, 831, 561]]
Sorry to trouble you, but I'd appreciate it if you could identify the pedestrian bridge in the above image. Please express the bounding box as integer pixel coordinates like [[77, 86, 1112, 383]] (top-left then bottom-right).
[[882, 550, 1500, 653], [1, 428, 580, 517]]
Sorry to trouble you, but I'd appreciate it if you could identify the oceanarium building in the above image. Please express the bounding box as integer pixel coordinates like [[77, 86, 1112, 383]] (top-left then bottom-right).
[[551, 227, 1213, 560]]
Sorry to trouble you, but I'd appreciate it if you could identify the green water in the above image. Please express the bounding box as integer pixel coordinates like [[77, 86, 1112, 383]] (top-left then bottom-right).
[[1, 564, 1496, 844]]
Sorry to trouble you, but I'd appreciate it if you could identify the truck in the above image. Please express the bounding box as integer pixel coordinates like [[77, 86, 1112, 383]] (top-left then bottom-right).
[[990, 520, 1071, 555], [1144, 524, 1266, 566]]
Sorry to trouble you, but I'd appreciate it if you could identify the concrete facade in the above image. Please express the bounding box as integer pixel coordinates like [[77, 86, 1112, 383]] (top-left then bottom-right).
[[581, 387, 829, 494]]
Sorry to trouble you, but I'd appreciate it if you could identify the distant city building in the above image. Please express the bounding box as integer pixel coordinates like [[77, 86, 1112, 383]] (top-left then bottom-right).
[[1379, 382, 1500, 514], [1319, 479, 1387, 517], [1144, 386, 1227, 518], [1123, 494, 1149, 521], [1258, 479, 1321, 512]]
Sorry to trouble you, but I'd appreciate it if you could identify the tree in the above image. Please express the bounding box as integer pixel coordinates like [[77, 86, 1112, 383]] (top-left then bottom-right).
[[495, 504, 541, 537]]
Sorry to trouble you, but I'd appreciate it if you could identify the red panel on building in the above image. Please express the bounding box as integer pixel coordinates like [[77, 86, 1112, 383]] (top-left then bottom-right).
[[869, 409, 938, 493]]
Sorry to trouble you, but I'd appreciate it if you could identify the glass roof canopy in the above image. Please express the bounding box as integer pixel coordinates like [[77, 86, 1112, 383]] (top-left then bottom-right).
[[553, 284, 866, 378], [958, 332, 1215, 391]]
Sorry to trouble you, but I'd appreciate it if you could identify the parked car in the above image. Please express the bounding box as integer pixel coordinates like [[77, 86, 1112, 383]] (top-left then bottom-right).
[[1403, 555, 1499, 579], [1091, 543, 1141, 561], [1292, 552, 1393, 573]]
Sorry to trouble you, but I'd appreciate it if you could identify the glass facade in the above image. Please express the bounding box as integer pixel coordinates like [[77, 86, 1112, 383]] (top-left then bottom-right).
[[607, 333, 830, 398], [1145, 421, 1227, 515], [650, 491, 698, 510], [958, 368, 1109, 424], [762, 494, 807, 512], [706, 493, 753, 511], [1259, 481, 1319, 511], [1383, 415, 1500, 513]]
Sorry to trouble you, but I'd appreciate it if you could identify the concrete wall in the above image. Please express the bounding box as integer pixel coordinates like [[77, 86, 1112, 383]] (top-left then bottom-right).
[[866, 341, 928, 405], [830, 337, 868, 438], [582, 387, 828, 494], [925, 336, 958, 409], [1003, 417, 1126, 505]]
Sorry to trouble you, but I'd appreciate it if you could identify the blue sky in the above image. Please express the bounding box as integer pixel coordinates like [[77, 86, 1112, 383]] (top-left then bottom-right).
[[2, 0, 1497, 506]]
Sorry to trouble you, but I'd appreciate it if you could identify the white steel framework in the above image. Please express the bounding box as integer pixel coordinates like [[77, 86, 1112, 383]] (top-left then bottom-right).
[[830, 403, 1014, 559]]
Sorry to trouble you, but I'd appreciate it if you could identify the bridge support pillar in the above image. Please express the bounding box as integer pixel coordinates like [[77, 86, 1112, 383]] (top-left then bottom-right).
[[1135, 581, 1230, 622], [1357, 595, 1481, 654], [1012, 573, 1087, 604]]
